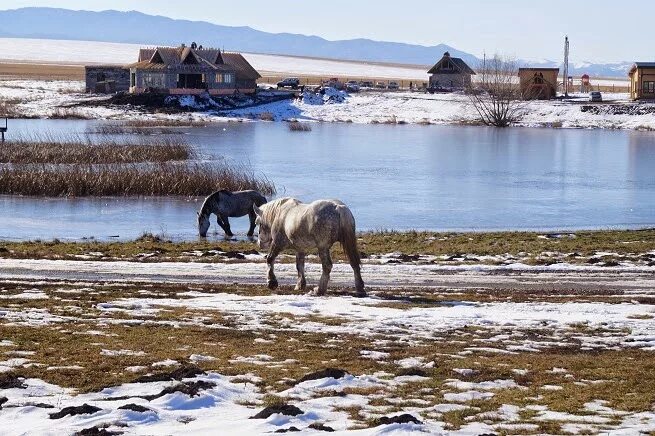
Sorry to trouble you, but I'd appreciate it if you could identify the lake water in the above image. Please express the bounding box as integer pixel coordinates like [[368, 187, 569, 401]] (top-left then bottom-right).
[[1, 119, 654, 241]]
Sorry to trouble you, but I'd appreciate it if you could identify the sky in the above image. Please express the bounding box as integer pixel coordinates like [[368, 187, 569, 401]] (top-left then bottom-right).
[[6, 0, 653, 63]]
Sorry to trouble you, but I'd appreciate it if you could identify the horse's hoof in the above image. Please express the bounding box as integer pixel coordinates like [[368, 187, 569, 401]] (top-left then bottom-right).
[[310, 286, 326, 297], [294, 283, 307, 291], [355, 291, 367, 298], [267, 280, 279, 290]]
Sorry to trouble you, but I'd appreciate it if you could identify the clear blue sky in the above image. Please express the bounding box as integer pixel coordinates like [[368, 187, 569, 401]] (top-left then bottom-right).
[[8, 0, 653, 63]]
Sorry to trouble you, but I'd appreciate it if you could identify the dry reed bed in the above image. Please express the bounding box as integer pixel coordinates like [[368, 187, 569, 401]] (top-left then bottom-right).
[[0, 134, 192, 164], [0, 162, 275, 197]]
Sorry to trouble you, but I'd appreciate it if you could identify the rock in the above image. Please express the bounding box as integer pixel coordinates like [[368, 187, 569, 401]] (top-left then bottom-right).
[[74, 426, 122, 436], [49, 404, 102, 419], [133, 364, 204, 383], [0, 375, 27, 389], [118, 403, 152, 413], [295, 368, 348, 385], [397, 254, 420, 262], [397, 367, 428, 377], [375, 414, 422, 425], [251, 404, 304, 419], [221, 251, 245, 260], [308, 423, 335, 432], [603, 260, 621, 267], [0, 397, 7, 409], [141, 381, 216, 401], [586, 257, 601, 264], [274, 427, 301, 433]]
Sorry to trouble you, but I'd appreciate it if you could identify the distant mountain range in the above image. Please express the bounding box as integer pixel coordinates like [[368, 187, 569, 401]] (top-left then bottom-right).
[[0, 7, 638, 77]]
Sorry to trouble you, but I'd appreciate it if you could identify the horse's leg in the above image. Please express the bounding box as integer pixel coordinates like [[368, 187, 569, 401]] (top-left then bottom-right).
[[215, 215, 229, 234], [295, 252, 306, 291], [350, 260, 366, 297], [314, 248, 332, 296], [220, 214, 234, 237], [266, 244, 282, 290], [247, 210, 257, 237]]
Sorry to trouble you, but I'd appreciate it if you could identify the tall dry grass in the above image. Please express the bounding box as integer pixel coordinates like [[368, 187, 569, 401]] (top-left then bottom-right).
[[0, 162, 275, 197], [0, 133, 192, 164], [288, 121, 312, 132]]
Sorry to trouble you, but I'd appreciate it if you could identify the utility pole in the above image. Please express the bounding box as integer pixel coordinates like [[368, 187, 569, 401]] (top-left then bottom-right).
[[563, 36, 570, 97]]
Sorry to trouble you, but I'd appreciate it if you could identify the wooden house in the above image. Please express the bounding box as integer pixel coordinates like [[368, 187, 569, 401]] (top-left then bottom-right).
[[628, 63, 655, 100], [518, 68, 559, 100], [427, 52, 476, 90], [125, 44, 261, 95]]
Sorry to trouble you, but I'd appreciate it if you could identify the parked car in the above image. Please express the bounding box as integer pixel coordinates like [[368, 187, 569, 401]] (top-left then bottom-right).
[[277, 78, 300, 89], [345, 80, 360, 92], [375, 81, 387, 89], [387, 81, 400, 90], [359, 81, 374, 89], [589, 91, 603, 102]]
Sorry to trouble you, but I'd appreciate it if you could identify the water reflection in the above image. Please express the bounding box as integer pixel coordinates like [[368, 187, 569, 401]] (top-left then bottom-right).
[[0, 120, 654, 241]]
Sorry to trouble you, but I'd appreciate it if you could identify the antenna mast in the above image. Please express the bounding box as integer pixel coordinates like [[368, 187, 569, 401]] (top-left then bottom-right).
[[563, 36, 570, 97]]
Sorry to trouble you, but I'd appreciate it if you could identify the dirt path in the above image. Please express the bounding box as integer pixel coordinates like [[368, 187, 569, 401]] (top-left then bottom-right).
[[1, 258, 654, 293]]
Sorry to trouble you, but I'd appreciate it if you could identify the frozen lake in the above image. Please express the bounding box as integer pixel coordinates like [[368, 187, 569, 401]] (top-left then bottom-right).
[[1, 119, 654, 241]]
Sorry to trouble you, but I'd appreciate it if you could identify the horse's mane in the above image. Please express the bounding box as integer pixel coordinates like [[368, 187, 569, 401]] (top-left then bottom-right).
[[199, 190, 226, 217], [261, 197, 301, 222]]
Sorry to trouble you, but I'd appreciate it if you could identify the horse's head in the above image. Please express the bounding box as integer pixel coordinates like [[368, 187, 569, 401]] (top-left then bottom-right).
[[253, 205, 271, 249], [197, 211, 210, 238]]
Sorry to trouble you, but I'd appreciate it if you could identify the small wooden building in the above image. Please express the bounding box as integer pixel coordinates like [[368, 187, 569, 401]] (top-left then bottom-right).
[[427, 52, 476, 90], [85, 66, 130, 94], [518, 68, 559, 100], [125, 44, 261, 95], [628, 63, 655, 100]]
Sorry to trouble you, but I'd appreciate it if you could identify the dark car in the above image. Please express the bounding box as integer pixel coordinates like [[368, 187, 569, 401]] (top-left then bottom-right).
[[277, 78, 300, 89]]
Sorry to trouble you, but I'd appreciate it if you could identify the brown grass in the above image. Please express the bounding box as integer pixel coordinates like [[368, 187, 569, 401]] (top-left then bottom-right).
[[259, 112, 275, 121], [288, 121, 312, 131], [49, 107, 94, 119], [0, 134, 192, 164], [124, 120, 209, 128], [0, 161, 275, 197]]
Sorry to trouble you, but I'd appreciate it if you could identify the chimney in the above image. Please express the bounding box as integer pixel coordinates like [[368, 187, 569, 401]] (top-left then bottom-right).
[[444, 51, 451, 57]]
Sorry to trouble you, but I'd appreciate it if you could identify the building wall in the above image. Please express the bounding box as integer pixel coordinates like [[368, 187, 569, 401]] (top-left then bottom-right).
[[519, 70, 559, 100], [630, 68, 655, 100], [85, 66, 130, 94], [429, 73, 471, 89], [130, 70, 242, 94]]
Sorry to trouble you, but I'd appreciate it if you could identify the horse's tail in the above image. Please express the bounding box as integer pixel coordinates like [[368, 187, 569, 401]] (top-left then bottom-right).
[[337, 205, 360, 267]]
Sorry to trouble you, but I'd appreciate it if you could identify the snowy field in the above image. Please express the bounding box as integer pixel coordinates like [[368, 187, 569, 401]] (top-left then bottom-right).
[[0, 37, 429, 81], [2, 78, 654, 130], [1, 258, 654, 435]]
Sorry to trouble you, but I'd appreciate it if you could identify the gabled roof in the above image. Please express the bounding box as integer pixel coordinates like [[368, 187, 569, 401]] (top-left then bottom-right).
[[629, 62, 655, 75], [129, 46, 231, 71], [222, 52, 261, 80], [428, 52, 476, 75], [127, 46, 260, 80]]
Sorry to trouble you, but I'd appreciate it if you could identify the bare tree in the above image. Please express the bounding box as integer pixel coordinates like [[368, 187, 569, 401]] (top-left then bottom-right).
[[466, 55, 525, 127]]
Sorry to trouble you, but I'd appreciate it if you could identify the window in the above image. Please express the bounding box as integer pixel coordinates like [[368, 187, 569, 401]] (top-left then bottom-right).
[[643, 81, 655, 94], [216, 73, 234, 84], [441, 60, 454, 70], [143, 73, 165, 88]]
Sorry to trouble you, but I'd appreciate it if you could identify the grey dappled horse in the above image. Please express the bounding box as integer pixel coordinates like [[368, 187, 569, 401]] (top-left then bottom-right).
[[253, 198, 365, 297], [198, 190, 267, 237]]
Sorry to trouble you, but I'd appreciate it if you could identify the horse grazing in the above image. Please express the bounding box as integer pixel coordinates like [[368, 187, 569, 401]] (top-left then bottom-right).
[[198, 190, 267, 237], [253, 198, 365, 297]]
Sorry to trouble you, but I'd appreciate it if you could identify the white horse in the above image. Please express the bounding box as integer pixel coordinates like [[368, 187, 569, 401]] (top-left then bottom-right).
[[198, 190, 267, 237], [253, 198, 365, 297]]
